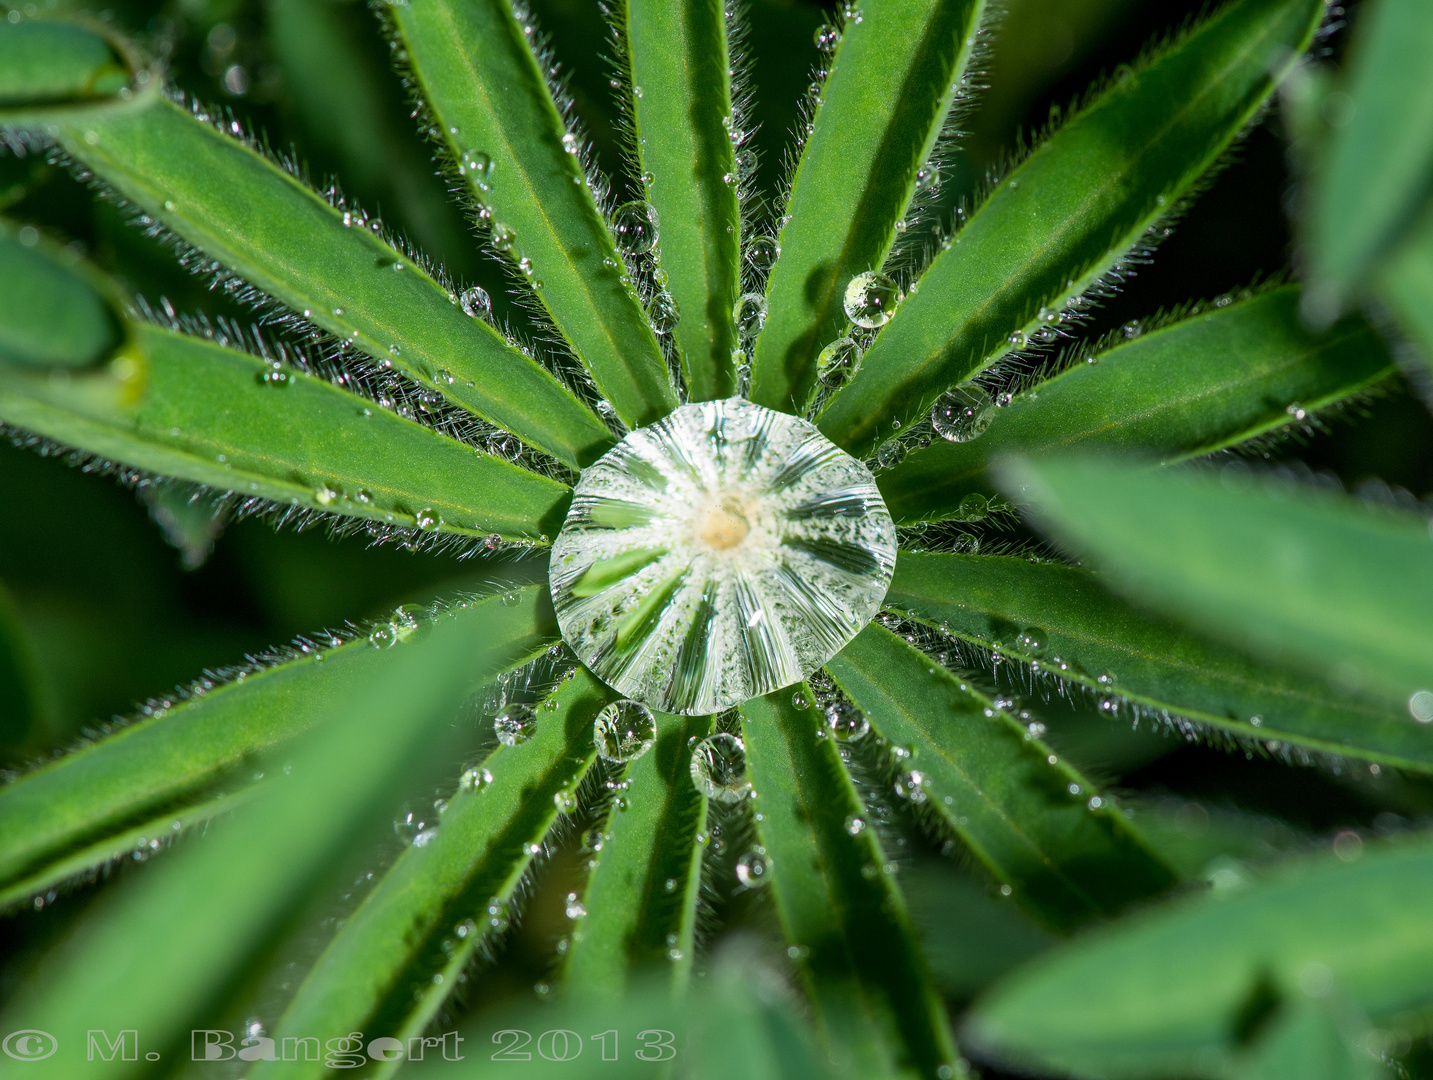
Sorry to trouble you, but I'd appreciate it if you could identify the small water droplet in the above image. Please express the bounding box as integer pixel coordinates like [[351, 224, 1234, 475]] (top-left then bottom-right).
[[415, 507, 442, 531], [553, 789, 579, 813], [647, 291, 679, 334], [1016, 628, 1047, 657], [733, 292, 768, 337], [1410, 689, 1433, 723], [593, 699, 657, 762], [953, 493, 988, 522], [825, 699, 869, 740], [689, 733, 751, 803], [914, 165, 940, 193], [842, 271, 900, 329], [494, 704, 536, 746], [460, 286, 491, 318], [491, 224, 516, 251], [816, 336, 861, 386], [735, 850, 772, 887], [844, 814, 866, 835], [459, 767, 494, 791], [814, 24, 841, 51], [931, 385, 994, 442], [612, 200, 659, 255]]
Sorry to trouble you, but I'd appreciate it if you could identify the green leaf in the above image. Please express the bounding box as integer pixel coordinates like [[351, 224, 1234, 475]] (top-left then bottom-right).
[[0, 219, 124, 368], [1236, 996, 1387, 1080], [0, 588, 556, 897], [252, 666, 610, 1080], [749, 0, 988, 412], [1004, 457, 1433, 712], [740, 686, 958, 1079], [964, 835, 1433, 1079], [886, 553, 1430, 771], [879, 288, 1394, 524], [562, 712, 711, 1000], [0, 19, 131, 107], [392, 0, 678, 428], [817, 0, 1324, 456], [0, 321, 571, 542], [827, 624, 1177, 932], [1308, 0, 1433, 304], [51, 96, 610, 469], [623, 0, 740, 401], [0, 585, 539, 1080]]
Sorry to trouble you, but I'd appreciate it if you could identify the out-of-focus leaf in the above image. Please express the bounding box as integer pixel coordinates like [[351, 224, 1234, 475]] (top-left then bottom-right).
[[392, 0, 678, 429], [0, 580, 46, 752], [817, 0, 1324, 457], [879, 288, 1393, 523], [138, 481, 229, 571], [0, 219, 123, 368], [624, 0, 739, 401], [0, 588, 555, 899], [0, 19, 131, 107], [254, 668, 612, 1080], [965, 835, 1433, 1079], [749, 0, 989, 411], [828, 624, 1177, 931], [740, 687, 959, 1078], [1307, 0, 1433, 305], [1378, 211, 1433, 379], [0, 586, 542, 1080], [562, 713, 711, 1001], [1004, 457, 1433, 713], [1236, 995, 1387, 1080], [886, 553, 1429, 771]]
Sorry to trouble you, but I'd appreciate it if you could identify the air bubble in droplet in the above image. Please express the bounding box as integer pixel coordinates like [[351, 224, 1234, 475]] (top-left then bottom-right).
[[931, 385, 993, 442], [593, 700, 657, 762], [842, 271, 900, 329]]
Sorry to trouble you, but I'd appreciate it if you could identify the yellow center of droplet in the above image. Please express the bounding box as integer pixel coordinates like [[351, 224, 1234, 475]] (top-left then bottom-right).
[[697, 497, 750, 551]]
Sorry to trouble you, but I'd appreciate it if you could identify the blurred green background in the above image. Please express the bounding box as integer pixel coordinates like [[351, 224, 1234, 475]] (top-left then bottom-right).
[[3, 0, 1431, 1056]]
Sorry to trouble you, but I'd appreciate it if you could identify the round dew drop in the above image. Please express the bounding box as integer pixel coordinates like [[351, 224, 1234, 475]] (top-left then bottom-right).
[[816, 337, 861, 386], [735, 850, 772, 887], [825, 699, 869, 740], [647, 291, 679, 334], [843, 271, 900, 329], [733, 292, 768, 338], [592, 699, 657, 762], [689, 732, 751, 803], [745, 235, 780, 271], [494, 704, 536, 746], [460, 286, 491, 319], [612, 200, 659, 255], [931, 385, 993, 442]]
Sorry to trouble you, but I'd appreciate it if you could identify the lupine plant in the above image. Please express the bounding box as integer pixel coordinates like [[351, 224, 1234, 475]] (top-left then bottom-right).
[[2, 0, 1432, 1076]]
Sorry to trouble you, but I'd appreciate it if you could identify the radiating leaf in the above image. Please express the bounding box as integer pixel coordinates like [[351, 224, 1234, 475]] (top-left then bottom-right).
[[1308, 0, 1433, 304], [562, 712, 711, 1000], [879, 288, 1393, 523], [964, 835, 1433, 1079], [1004, 457, 1433, 713], [0, 588, 556, 898], [48, 96, 610, 468], [817, 0, 1324, 456], [740, 687, 958, 1079], [0, 586, 536, 1080], [827, 624, 1176, 931], [623, 0, 740, 401], [886, 553, 1429, 771], [0, 320, 570, 542], [392, 0, 677, 428], [253, 666, 611, 1080], [749, 0, 988, 412]]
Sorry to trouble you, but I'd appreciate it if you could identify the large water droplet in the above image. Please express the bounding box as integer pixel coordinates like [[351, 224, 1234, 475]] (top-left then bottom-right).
[[745, 236, 780, 271], [593, 699, 657, 762], [648, 291, 679, 334], [613, 200, 659, 255], [825, 699, 869, 740], [733, 292, 768, 338], [550, 399, 896, 713], [931, 385, 993, 443], [842, 271, 900, 329], [689, 732, 751, 802]]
